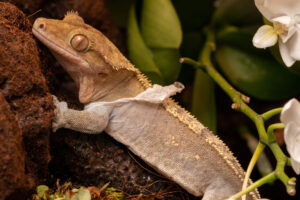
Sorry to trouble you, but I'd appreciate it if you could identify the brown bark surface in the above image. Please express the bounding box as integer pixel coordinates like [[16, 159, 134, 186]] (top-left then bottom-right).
[[0, 2, 53, 198], [0, 94, 32, 199]]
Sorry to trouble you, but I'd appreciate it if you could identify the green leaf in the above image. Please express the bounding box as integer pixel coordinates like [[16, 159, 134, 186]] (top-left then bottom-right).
[[191, 70, 216, 133], [172, 0, 213, 30], [140, 0, 182, 48], [127, 5, 163, 84], [36, 185, 49, 198], [216, 27, 259, 53], [49, 194, 55, 200], [151, 48, 181, 84], [105, 188, 124, 200], [216, 45, 300, 100], [70, 188, 91, 200]]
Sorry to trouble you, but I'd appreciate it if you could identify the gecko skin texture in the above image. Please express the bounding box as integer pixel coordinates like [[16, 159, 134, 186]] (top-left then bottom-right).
[[32, 12, 260, 200]]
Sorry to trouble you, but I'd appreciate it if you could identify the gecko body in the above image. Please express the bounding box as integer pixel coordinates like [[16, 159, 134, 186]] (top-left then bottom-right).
[[32, 12, 260, 200]]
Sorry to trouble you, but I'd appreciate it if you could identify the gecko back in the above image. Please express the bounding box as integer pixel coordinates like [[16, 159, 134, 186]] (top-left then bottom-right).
[[105, 101, 259, 200]]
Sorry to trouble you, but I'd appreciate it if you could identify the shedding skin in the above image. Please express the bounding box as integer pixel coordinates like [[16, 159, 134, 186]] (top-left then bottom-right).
[[32, 13, 260, 200]]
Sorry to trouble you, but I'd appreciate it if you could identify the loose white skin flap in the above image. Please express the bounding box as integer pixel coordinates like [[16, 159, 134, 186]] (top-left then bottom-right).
[[53, 82, 184, 134]]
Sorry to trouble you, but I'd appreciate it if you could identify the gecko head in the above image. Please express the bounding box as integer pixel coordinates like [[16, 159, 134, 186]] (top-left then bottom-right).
[[33, 12, 138, 104]]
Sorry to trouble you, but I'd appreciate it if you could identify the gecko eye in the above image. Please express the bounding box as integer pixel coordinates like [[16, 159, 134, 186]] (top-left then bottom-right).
[[70, 34, 89, 52]]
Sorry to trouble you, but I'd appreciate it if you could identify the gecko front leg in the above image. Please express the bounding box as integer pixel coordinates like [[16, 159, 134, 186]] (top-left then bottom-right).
[[52, 95, 111, 134]]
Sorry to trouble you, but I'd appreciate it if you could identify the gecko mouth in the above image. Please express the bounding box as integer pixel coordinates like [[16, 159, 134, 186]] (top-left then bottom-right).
[[32, 28, 89, 68]]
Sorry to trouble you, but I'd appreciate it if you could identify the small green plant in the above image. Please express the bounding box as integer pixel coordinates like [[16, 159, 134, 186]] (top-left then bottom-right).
[[32, 181, 123, 200]]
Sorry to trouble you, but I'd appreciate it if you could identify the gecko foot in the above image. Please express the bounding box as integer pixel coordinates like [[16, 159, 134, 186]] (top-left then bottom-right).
[[52, 95, 68, 132]]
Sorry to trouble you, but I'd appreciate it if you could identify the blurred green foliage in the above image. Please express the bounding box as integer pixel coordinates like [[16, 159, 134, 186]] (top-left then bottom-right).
[[216, 45, 300, 100], [127, 0, 182, 85], [174, 0, 217, 132], [108, 0, 300, 132], [140, 0, 182, 48], [127, 6, 163, 84], [33, 183, 123, 200]]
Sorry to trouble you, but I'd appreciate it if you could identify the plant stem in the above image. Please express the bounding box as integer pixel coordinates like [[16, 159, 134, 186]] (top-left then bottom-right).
[[241, 142, 265, 200], [287, 158, 292, 166], [182, 61, 268, 143], [267, 123, 285, 143], [265, 123, 295, 195], [262, 108, 283, 121], [228, 172, 277, 200], [267, 123, 285, 134]]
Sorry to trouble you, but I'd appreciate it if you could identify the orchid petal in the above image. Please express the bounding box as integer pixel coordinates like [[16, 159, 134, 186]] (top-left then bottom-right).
[[281, 98, 300, 125], [294, 14, 300, 28], [283, 122, 300, 161], [255, 0, 300, 20], [272, 16, 296, 42], [254, 0, 277, 20], [291, 158, 300, 175], [287, 32, 300, 61], [253, 25, 278, 48], [281, 99, 300, 175], [281, 26, 296, 43], [278, 39, 296, 67], [254, 0, 300, 66], [272, 15, 291, 26]]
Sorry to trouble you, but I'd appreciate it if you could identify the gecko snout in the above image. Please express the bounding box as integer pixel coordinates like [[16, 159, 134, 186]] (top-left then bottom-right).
[[33, 18, 47, 32]]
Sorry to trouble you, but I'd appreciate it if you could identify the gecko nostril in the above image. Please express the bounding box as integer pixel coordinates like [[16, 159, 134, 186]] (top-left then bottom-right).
[[39, 23, 45, 29]]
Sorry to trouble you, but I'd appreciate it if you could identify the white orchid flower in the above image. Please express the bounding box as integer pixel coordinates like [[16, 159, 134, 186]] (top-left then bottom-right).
[[280, 98, 300, 174], [253, 0, 300, 67]]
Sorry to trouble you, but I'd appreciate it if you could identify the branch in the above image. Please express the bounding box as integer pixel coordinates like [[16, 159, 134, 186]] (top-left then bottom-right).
[[181, 27, 296, 197], [262, 108, 283, 121], [228, 172, 276, 200], [241, 142, 265, 200]]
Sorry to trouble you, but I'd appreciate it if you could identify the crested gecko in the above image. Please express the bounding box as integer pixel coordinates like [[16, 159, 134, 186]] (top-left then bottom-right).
[[32, 12, 260, 200]]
